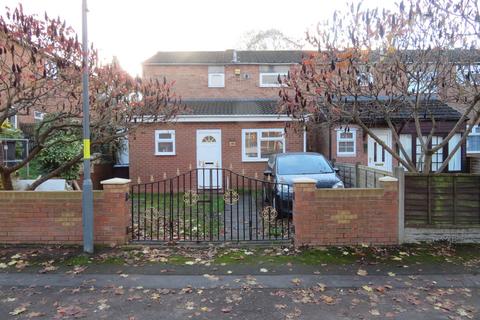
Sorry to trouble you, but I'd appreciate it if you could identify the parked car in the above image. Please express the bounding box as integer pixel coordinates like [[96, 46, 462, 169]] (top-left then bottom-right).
[[263, 152, 344, 217]]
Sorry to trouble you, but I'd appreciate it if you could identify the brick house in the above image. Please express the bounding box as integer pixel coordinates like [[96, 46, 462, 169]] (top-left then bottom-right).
[[128, 50, 307, 184], [316, 100, 467, 173], [127, 49, 477, 182]]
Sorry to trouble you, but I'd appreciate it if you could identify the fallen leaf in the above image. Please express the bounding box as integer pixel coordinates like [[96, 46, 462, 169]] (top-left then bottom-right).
[[10, 306, 27, 316], [26, 311, 44, 318], [357, 269, 368, 276], [370, 309, 380, 316], [320, 295, 335, 304], [362, 285, 373, 292]]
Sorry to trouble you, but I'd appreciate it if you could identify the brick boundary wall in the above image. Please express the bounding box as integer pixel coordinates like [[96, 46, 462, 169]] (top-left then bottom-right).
[[0, 178, 131, 245], [293, 177, 399, 246]]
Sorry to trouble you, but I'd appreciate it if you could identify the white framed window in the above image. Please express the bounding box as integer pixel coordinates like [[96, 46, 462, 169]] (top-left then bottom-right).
[[457, 64, 480, 85], [336, 128, 356, 156], [44, 60, 58, 79], [467, 124, 480, 154], [154, 130, 175, 155], [408, 71, 437, 93], [34, 111, 45, 121], [259, 65, 289, 87], [357, 72, 373, 87], [242, 128, 285, 162], [416, 136, 443, 171], [208, 66, 225, 88]]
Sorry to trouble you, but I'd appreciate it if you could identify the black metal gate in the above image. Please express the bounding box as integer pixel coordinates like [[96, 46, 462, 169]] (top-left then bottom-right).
[[130, 168, 293, 243]]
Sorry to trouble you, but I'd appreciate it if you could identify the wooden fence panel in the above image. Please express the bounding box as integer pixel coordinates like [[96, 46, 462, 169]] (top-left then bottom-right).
[[405, 174, 480, 227], [335, 163, 392, 188]]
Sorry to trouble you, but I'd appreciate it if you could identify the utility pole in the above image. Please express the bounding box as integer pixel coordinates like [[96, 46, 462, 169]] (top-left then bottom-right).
[[82, 0, 94, 254]]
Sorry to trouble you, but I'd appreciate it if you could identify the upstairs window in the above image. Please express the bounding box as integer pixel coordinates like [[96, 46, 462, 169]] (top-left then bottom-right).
[[259, 65, 289, 87], [357, 72, 373, 87], [336, 129, 356, 156], [467, 125, 480, 153], [34, 111, 45, 122], [208, 66, 225, 88], [457, 64, 480, 85], [155, 130, 175, 155], [44, 60, 58, 79], [408, 71, 437, 94]]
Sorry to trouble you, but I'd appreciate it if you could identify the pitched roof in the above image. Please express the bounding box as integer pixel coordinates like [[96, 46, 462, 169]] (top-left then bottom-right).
[[143, 50, 309, 65], [182, 99, 280, 115], [341, 98, 463, 122], [177, 98, 462, 122], [144, 49, 480, 65]]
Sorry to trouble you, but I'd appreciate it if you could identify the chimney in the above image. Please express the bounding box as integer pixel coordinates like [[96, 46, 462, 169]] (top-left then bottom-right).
[[226, 49, 238, 63]]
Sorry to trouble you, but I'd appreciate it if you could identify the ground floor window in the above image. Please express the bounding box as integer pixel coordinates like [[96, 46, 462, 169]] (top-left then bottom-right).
[[336, 128, 356, 157], [416, 136, 443, 171], [242, 128, 285, 161], [155, 130, 175, 155], [467, 125, 480, 154]]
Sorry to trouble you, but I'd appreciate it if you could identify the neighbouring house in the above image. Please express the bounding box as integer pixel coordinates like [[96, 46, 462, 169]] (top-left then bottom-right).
[[315, 99, 467, 173], [128, 49, 476, 181], [128, 50, 307, 184]]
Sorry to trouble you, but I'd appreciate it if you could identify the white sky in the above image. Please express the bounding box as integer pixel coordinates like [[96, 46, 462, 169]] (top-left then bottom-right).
[[2, 0, 396, 76]]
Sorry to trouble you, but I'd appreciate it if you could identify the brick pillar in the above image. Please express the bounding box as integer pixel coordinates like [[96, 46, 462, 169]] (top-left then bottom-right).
[[97, 178, 131, 245], [378, 176, 400, 244], [292, 178, 317, 246]]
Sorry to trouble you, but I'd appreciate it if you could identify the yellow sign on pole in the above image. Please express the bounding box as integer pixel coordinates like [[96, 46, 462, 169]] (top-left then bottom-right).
[[83, 139, 90, 159]]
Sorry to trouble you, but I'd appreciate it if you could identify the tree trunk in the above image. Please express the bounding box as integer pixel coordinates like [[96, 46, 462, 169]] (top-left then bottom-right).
[[423, 153, 432, 174], [0, 170, 13, 190]]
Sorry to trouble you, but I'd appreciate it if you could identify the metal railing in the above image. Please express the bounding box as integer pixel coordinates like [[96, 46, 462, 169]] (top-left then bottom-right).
[[130, 168, 293, 243]]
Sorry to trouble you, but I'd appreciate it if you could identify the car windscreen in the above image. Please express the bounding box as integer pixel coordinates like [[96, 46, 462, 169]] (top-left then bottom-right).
[[277, 155, 334, 175]]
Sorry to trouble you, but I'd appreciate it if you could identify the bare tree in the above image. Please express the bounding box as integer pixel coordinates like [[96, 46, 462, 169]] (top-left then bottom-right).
[[0, 5, 181, 190], [279, 0, 480, 173], [237, 29, 305, 50]]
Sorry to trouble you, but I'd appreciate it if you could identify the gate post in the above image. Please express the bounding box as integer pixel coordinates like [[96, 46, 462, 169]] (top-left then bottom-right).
[[393, 167, 405, 244], [100, 178, 131, 245]]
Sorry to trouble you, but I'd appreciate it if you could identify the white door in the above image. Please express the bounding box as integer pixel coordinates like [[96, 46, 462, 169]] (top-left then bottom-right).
[[368, 129, 392, 172], [196, 130, 222, 189]]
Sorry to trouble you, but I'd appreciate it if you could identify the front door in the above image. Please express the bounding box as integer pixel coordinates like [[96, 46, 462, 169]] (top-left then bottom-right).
[[367, 129, 392, 172], [196, 129, 222, 189]]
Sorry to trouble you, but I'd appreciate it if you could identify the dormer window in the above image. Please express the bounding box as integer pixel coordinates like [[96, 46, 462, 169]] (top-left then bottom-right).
[[259, 65, 289, 87], [208, 66, 225, 88], [457, 64, 480, 85]]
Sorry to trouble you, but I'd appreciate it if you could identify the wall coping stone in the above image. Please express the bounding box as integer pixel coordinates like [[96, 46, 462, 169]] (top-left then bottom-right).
[[100, 178, 131, 185], [379, 176, 398, 182]]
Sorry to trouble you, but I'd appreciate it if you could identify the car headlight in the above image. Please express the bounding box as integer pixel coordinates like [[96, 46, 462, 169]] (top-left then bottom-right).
[[332, 181, 344, 189]]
